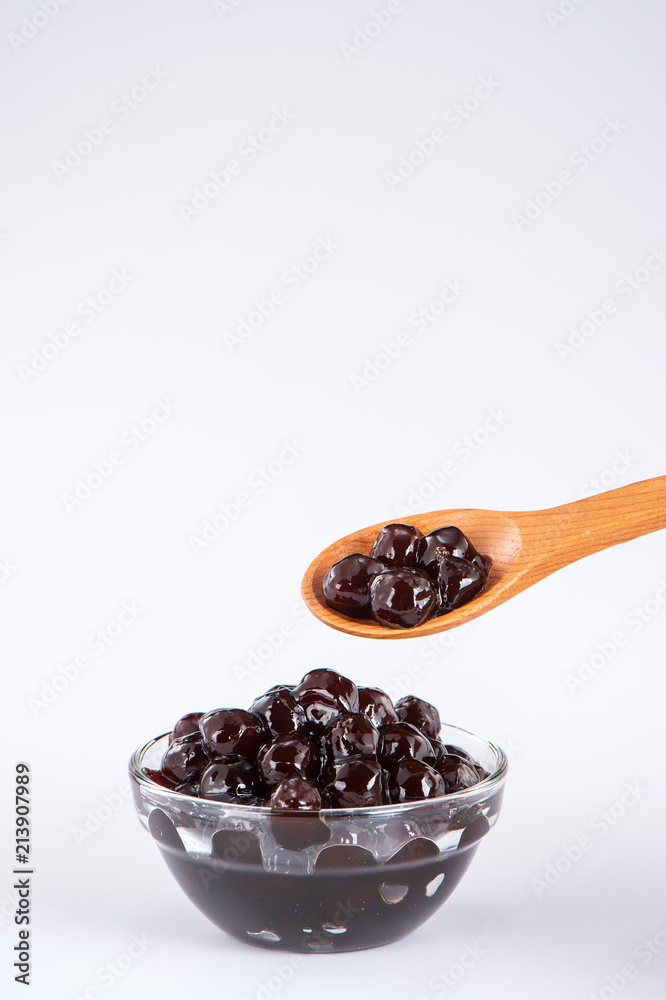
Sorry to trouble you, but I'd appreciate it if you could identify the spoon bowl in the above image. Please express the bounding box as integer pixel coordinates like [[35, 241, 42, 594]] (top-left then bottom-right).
[[301, 476, 666, 639]]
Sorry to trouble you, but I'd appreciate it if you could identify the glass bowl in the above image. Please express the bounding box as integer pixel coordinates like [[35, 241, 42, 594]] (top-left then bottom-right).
[[129, 723, 507, 953]]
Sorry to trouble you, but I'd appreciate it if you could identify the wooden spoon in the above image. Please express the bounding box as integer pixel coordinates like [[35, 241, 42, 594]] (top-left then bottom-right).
[[301, 476, 666, 640]]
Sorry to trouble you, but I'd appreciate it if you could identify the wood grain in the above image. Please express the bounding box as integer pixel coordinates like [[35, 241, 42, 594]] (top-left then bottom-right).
[[300, 476, 666, 640]]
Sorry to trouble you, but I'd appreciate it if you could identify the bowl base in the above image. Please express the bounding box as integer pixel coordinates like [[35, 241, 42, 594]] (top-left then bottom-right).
[[153, 814, 480, 952]]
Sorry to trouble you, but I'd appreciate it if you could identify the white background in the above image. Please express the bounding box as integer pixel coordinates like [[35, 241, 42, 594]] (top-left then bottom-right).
[[2, 1, 666, 998]]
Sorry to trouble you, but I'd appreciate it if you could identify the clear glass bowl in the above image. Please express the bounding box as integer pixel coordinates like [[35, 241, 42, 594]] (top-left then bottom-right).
[[129, 723, 508, 953]]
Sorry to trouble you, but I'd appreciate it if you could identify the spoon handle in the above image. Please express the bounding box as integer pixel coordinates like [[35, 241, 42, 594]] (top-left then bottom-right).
[[526, 475, 666, 566]]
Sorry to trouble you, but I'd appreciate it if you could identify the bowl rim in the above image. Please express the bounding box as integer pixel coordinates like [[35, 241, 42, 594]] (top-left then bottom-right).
[[128, 721, 508, 818]]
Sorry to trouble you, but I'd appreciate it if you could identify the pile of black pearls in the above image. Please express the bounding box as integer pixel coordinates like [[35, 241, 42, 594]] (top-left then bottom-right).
[[323, 523, 492, 629], [145, 669, 489, 813]]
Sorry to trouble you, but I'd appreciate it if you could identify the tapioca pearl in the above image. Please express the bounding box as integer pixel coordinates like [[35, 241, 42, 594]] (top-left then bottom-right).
[[293, 668, 359, 712], [258, 735, 320, 788], [378, 723, 435, 768], [370, 569, 437, 629], [322, 554, 386, 618], [160, 733, 209, 784], [199, 708, 266, 758], [371, 523, 424, 567], [395, 694, 441, 741], [357, 686, 399, 727]]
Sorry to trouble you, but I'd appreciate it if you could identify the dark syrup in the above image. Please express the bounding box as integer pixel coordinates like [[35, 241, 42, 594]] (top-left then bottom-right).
[[148, 809, 492, 952]]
